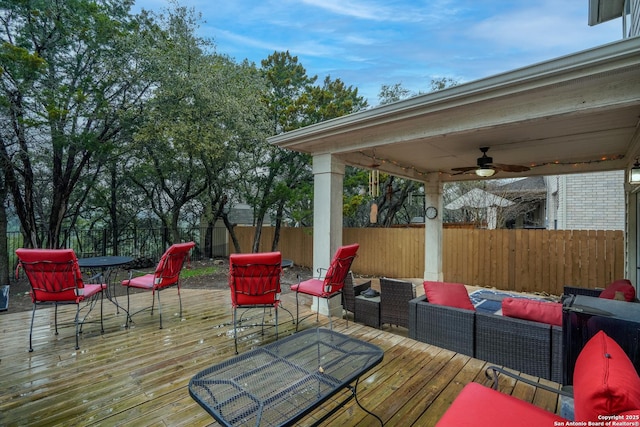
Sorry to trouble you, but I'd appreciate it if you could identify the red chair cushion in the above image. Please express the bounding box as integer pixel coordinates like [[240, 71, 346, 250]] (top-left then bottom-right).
[[599, 279, 636, 302], [436, 382, 566, 426], [573, 330, 640, 421], [152, 242, 196, 289], [292, 244, 359, 297], [291, 278, 325, 296], [122, 242, 195, 290], [501, 297, 562, 327], [229, 252, 281, 307], [16, 248, 91, 303], [321, 243, 359, 294], [423, 281, 475, 311], [123, 273, 155, 289]]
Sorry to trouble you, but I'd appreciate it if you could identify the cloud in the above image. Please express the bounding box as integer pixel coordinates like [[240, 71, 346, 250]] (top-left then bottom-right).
[[300, 0, 458, 23], [132, 0, 624, 106], [465, 2, 620, 52]]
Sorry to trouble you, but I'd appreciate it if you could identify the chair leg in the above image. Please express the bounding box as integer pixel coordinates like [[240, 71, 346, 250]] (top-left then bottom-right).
[[100, 291, 104, 334], [74, 305, 81, 350], [29, 304, 36, 352], [275, 307, 279, 341], [54, 303, 59, 335], [151, 289, 156, 316], [279, 305, 295, 325], [126, 286, 132, 326], [177, 285, 182, 319], [156, 290, 163, 329], [233, 307, 238, 354], [295, 292, 300, 332]]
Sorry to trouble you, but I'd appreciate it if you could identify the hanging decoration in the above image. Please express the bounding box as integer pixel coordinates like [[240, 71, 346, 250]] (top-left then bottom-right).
[[369, 202, 378, 224], [368, 169, 380, 197]]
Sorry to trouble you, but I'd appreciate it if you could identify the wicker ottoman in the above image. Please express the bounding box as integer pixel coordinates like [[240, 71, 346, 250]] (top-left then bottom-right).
[[355, 295, 381, 328]]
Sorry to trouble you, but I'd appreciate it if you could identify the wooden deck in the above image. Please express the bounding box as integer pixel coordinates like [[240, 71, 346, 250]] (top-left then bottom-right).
[[0, 289, 563, 426]]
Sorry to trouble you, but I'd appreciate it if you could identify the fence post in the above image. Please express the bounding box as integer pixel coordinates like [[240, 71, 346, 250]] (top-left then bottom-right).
[[102, 229, 107, 256]]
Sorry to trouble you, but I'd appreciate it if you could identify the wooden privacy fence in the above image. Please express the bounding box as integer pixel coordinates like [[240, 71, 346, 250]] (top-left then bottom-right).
[[231, 227, 624, 296]]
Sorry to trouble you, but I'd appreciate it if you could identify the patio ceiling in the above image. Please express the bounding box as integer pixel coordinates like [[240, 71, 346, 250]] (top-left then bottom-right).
[[269, 37, 640, 183]]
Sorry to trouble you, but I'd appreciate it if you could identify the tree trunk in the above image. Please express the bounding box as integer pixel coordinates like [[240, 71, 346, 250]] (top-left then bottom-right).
[[271, 200, 284, 251], [0, 184, 10, 286], [222, 213, 242, 253], [252, 216, 263, 253]]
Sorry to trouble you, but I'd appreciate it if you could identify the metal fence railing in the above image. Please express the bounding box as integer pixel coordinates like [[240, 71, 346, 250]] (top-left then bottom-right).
[[6, 226, 229, 270]]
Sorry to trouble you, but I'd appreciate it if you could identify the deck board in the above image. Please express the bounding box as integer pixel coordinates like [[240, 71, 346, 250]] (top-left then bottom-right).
[[0, 289, 562, 426]]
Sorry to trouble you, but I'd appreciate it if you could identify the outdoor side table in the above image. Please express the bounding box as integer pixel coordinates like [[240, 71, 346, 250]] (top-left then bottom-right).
[[188, 327, 383, 426], [355, 295, 381, 328], [77, 255, 133, 317]]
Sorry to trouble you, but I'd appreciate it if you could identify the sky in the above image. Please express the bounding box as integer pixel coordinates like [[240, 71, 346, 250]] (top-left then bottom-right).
[[132, 0, 625, 106]]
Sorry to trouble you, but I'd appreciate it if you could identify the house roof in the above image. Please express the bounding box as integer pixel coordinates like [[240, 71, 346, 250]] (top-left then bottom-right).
[[269, 37, 640, 184], [445, 188, 515, 210], [492, 176, 546, 193]]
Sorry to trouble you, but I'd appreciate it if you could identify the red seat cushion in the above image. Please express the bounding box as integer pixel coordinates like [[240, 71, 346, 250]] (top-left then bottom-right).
[[501, 297, 562, 326], [423, 281, 475, 311], [291, 278, 326, 297], [599, 279, 636, 302], [123, 274, 155, 289], [436, 382, 566, 426], [573, 330, 640, 421]]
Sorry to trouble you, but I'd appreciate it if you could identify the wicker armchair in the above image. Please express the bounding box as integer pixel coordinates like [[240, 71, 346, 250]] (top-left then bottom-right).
[[342, 272, 371, 326], [379, 278, 415, 328]]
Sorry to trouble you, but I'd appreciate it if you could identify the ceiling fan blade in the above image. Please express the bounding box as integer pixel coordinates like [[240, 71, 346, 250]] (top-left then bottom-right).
[[451, 166, 478, 172], [495, 163, 530, 172]]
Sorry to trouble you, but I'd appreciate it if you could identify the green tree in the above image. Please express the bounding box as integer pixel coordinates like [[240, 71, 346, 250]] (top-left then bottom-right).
[[257, 53, 367, 252], [200, 58, 271, 254], [378, 83, 412, 105], [128, 5, 214, 245], [0, 0, 152, 248]]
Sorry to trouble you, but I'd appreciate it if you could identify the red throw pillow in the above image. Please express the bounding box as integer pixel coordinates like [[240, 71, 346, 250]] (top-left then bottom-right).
[[573, 331, 640, 421], [423, 281, 475, 311], [599, 279, 636, 302], [501, 298, 562, 327]]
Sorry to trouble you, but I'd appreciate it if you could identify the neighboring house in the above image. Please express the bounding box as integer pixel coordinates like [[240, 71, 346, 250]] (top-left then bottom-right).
[[444, 172, 625, 230], [228, 203, 272, 226], [444, 187, 514, 229], [491, 177, 547, 229], [545, 171, 625, 231]]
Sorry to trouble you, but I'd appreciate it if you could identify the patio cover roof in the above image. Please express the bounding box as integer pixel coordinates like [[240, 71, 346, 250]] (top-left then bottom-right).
[[269, 37, 640, 183]]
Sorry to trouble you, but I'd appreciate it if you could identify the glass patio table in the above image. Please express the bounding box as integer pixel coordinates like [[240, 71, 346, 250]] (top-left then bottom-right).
[[189, 327, 384, 426]]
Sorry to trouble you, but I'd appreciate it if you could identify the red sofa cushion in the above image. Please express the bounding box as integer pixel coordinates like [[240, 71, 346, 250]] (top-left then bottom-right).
[[599, 279, 636, 302], [423, 281, 474, 311], [436, 382, 565, 426], [501, 297, 562, 327], [573, 331, 640, 421]]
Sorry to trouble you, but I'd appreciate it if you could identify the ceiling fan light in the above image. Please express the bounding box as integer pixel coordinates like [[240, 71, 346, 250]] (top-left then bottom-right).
[[475, 167, 496, 177], [630, 160, 640, 184]]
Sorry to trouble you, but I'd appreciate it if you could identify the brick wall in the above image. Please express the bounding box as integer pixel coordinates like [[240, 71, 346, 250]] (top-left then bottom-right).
[[552, 171, 625, 230]]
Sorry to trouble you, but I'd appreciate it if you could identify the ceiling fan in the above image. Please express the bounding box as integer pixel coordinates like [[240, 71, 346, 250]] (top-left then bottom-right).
[[451, 147, 530, 177]]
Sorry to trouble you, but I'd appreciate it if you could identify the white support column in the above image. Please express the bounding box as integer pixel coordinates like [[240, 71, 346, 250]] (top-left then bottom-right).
[[312, 154, 345, 316], [423, 176, 444, 281]]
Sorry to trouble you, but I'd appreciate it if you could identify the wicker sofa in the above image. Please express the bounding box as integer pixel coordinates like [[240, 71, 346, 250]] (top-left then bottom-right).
[[408, 293, 563, 382]]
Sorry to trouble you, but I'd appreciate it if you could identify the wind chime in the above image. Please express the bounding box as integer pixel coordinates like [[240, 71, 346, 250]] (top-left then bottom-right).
[[369, 169, 379, 223]]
